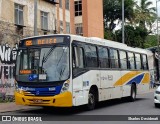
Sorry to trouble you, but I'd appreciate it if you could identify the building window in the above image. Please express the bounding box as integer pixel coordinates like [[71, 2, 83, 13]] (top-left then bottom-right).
[[59, 0, 62, 8], [66, 22, 70, 33], [60, 20, 63, 33], [75, 23, 83, 36], [15, 3, 24, 25], [75, 0, 82, 16], [65, 0, 69, 10], [41, 11, 48, 30]]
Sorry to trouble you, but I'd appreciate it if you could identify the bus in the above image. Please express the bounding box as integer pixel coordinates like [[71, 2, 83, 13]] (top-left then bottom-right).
[[15, 34, 151, 110]]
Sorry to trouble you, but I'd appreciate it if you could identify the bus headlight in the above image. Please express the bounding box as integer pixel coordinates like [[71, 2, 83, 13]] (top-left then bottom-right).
[[14, 80, 23, 94], [61, 80, 70, 93]]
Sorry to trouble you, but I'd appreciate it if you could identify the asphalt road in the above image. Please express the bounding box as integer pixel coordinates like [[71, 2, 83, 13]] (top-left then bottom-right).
[[1, 90, 160, 124]]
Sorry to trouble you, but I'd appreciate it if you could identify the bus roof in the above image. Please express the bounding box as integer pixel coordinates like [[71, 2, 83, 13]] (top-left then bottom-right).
[[21, 34, 151, 55]]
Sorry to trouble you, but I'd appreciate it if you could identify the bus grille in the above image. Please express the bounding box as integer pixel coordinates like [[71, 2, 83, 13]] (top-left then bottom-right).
[[23, 91, 57, 96]]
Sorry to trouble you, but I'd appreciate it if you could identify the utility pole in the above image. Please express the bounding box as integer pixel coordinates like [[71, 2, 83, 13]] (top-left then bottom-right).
[[34, 0, 38, 36], [122, 0, 125, 44]]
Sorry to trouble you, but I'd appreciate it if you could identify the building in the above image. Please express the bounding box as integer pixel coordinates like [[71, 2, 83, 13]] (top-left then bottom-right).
[[74, 0, 104, 38], [0, 0, 60, 44], [0, 0, 104, 45], [56, 0, 104, 38]]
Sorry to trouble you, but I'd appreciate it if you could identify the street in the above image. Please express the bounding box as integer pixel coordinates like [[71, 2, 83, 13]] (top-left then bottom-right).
[[0, 90, 160, 124]]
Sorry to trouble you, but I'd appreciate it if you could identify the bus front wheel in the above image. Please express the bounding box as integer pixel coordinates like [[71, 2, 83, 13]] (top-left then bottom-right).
[[87, 90, 96, 110]]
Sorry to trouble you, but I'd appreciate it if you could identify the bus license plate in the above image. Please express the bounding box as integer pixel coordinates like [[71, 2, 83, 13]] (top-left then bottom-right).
[[33, 99, 43, 103]]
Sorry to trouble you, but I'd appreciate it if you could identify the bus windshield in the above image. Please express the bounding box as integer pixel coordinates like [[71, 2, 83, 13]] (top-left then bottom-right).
[[16, 46, 70, 82]]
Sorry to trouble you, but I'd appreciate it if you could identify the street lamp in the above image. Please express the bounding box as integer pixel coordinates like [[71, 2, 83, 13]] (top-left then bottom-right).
[[122, 0, 125, 44], [156, 0, 160, 83]]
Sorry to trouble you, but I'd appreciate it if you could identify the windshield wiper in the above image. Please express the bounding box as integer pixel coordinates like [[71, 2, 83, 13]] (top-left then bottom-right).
[[59, 66, 66, 80], [40, 46, 56, 73], [42, 46, 56, 63], [41, 53, 45, 68], [56, 49, 65, 67]]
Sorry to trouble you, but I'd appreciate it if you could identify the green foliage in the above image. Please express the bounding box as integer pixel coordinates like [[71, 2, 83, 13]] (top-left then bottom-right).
[[115, 25, 149, 48], [103, 0, 156, 48], [104, 30, 115, 41], [144, 35, 157, 48], [134, 0, 156, 30], [103, 0, 135, 31]]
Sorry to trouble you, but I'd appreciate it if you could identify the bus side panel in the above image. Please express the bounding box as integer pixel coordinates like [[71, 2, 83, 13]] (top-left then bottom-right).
[[99, 70, 112, 101], [121, 71, 136, 97], [99, 70, 123, 101], [112, 70, 123, 99], [72, 76, 85, 106], [82, 70, 100, 104], [137, 71, 150, 94], [72, 70, 100, 106]]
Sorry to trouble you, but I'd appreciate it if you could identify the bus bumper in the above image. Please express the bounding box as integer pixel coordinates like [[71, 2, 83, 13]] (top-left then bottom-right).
[[15, 91, 72, 107]]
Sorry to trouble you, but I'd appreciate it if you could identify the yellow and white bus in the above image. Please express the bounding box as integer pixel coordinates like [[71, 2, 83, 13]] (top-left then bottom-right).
[[15, 34, 151, 110]]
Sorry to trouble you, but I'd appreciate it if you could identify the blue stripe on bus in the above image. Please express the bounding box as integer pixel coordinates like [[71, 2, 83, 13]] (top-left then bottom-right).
[[126, 73, 144, 85], [18, 86, 62, 96]]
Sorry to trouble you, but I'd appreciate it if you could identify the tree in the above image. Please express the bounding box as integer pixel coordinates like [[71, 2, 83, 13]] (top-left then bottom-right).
[[115, 25, 148, 48], [103, 0, 135, 31], [134, 0, 156, 31], [144, 35, 157, 48]]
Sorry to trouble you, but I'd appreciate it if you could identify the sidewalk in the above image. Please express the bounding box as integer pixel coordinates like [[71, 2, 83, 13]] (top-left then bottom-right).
[[0, 102, 39, 113]]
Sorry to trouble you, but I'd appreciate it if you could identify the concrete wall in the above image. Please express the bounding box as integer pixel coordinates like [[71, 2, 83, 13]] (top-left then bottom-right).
[[56, 0, 72, 34], [82, 0, 104, 38], [70, 0, 75, 34]]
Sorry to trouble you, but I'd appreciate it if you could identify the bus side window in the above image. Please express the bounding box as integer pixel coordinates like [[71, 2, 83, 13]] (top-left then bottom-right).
[[142, 54, 148, 70], [109, 48, 119, 68], [128, 52, 135, 69], [73, 47, 84, 69], [98, 47, 109, 68], [119, 50, 127, 70], [135, 53, 142, 70]]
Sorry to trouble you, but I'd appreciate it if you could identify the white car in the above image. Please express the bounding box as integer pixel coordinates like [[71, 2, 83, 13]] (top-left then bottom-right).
[[154, 86, 160, 107]]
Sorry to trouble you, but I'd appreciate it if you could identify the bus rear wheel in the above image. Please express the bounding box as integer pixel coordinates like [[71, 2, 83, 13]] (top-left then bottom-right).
[[128, 84, 136, 102], [87, 90, 96, 110]]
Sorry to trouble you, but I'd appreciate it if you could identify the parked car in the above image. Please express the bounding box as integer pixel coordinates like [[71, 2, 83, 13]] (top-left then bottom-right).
[[154, 85, 160, 108]]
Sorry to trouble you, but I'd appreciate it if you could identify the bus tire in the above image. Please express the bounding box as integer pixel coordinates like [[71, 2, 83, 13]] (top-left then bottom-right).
[[87, 89, 96, 110], [129, 84, 136, 102], [155, 103, 160, 108]]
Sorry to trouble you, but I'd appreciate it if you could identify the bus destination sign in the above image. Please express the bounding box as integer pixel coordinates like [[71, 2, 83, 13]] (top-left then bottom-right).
[[24, 37, 64, 46]]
